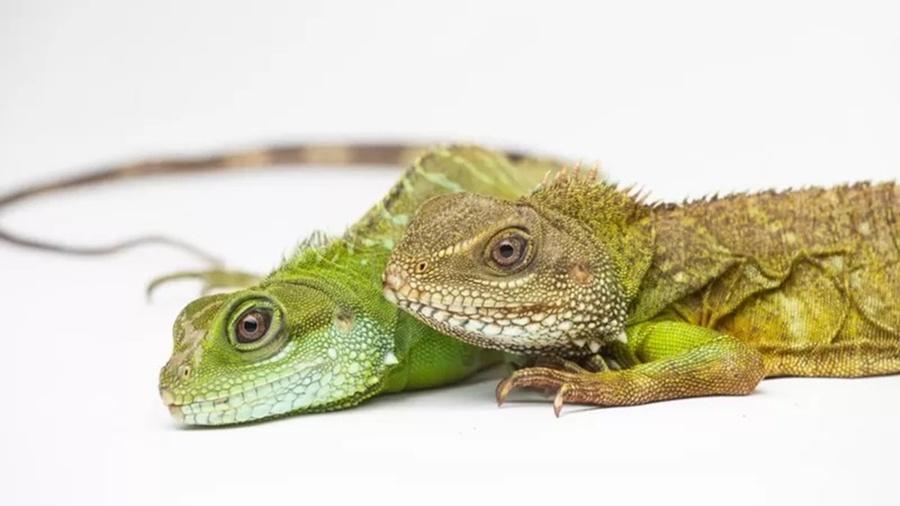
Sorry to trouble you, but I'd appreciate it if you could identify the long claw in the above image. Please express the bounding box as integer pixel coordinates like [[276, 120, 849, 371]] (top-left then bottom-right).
[[493, 366, 618, 414], [553, 384, 571, 417], [496, 377, 514, 406]]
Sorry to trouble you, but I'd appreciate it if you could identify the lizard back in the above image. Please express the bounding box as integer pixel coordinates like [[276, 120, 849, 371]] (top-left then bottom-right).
[[636, 182, 899, 376]]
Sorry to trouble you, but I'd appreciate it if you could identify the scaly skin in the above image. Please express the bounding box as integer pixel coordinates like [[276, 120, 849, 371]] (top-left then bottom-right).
[[385, 167, 899, 415], [157, 146, 565, 425]]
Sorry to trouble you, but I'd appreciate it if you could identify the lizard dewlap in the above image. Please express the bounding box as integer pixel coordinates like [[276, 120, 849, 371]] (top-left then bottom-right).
[[385, 168, 900, 414]]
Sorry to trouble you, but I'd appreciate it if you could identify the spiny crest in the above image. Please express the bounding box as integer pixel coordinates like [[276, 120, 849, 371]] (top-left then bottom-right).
[[298, 229, 335, 249], [529, 162, 650, 223], [535, 161, 601, 192], [629, 185, 653, 206], [651, 180, 886, 212], [276, 222, 398, 277], [274, 233, 355, 274]]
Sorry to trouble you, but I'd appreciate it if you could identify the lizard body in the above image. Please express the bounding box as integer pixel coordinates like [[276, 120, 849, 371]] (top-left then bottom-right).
[[385, 164, 899, 414]]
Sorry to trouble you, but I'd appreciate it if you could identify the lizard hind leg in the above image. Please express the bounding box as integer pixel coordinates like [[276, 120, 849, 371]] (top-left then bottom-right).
[[146, 269, 261, 299]]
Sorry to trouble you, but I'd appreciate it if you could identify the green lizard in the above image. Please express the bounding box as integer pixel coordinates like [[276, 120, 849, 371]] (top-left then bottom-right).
[[384, 165, 900, 415], [0, 142, 564, 424]]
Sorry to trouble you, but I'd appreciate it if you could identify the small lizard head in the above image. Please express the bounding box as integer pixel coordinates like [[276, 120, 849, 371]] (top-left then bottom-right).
[[159, 278, 398, 425], [384, 190, 630, 354]]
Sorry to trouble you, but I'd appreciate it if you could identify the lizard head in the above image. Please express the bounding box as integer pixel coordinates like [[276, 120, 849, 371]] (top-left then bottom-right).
[[383, 190, 631, 355], [158, 276, 398, 426]]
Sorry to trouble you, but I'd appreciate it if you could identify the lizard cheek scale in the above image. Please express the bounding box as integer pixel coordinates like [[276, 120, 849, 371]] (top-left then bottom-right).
[[382, 255, 620, 355]]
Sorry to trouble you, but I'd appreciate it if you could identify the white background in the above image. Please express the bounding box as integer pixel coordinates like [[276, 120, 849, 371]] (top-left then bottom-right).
[[1, 1, 899, 505]]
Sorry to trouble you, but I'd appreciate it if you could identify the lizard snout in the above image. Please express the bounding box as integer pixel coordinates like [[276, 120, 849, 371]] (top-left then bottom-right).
[[382, 263, 409, 303]]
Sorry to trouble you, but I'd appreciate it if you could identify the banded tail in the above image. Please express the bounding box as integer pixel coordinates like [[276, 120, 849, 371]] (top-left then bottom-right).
[[0, 142, 457, 263]]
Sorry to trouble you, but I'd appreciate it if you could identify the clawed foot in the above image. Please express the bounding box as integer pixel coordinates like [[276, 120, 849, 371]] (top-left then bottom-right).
[[146, 269, 261, 299], [496, 366, 618, 417]]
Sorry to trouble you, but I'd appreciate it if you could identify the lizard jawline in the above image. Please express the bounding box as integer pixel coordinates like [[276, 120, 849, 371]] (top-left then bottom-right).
[[385, 286, 583, 354]]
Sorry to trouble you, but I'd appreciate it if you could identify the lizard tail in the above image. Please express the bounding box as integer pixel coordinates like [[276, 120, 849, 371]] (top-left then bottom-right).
[[0, 142, 437, 265]]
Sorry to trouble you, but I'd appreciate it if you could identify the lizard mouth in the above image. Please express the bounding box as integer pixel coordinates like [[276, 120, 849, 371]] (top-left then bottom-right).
[[159, 360, 343, 425], [381, 273, 573, 353]]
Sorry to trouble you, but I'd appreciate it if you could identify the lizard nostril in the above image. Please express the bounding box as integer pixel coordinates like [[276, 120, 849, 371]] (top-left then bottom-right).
[[160, 388, 175, 406], [383, 265, 406, 291], [177, 364, 191, 379]]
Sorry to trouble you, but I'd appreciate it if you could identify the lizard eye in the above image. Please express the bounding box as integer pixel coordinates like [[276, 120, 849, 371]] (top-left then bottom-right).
[[227, 299, 284, 352], [236, 309, 270, 343], [486, 228, 532, 271]]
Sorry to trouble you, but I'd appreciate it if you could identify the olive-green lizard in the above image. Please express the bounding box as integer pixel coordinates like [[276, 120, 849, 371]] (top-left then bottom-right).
[[385, 165, 900, 415], [0, 143, 564, 425]]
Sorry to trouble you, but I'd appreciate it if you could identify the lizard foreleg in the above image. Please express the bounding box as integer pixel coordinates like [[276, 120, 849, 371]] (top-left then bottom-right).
[[497, 321, 766, 416]]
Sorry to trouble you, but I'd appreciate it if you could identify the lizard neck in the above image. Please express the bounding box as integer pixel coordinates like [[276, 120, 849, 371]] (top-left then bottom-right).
[[524, 179, 655, 302], [628, 203, 738, 323]]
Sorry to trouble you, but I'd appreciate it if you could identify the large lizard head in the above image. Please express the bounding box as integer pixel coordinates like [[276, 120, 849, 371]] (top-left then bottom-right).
[[384, 172, 653, 355], [383, 192, 620, 355]]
